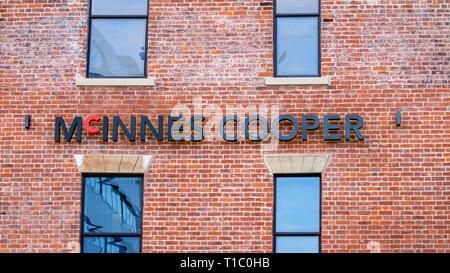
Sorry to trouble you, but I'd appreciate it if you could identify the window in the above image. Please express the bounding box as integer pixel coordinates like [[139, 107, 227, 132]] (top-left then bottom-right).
[[81, 175, 143, 253], [273, 175, 321, 253], [87, 0, 148, 78], [274, 0, 320, 77]]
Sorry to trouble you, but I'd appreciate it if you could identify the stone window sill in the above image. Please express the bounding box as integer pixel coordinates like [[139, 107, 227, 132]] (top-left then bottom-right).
[[264, 154, 330, 174], [74, 154, 153, 174], [264, 76, 330, 86], [76, 77, 155, 86]]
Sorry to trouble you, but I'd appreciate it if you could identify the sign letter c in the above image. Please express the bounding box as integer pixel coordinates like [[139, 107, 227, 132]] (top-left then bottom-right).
[[84, 115, 100, 134]]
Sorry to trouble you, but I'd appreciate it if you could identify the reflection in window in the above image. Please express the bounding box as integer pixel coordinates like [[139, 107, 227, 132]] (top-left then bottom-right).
[[276, 17, 319, 76], [83, 237, 140, 253], [87, 0, 148, 78], [89, 19, 146, 78], [274, 176, 321, 253], [84, 177, 142, 233], [81, 176, 143, 253], [275, 0, 320, 77]]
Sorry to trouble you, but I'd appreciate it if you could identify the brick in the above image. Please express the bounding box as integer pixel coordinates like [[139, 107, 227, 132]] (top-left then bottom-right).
[[0, 0, 448, 254]]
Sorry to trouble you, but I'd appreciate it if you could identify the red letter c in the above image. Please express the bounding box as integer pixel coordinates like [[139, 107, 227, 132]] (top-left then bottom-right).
[[84, 115, 100, 134]]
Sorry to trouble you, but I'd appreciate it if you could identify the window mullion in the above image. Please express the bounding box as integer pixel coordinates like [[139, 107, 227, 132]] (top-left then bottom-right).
[[90, 15, 148, 19], [276, 13, 320, 17], [82, 233, 141, 237], [274, 232, 320, 236]]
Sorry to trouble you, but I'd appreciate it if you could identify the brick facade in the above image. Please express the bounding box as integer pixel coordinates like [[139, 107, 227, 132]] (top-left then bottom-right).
[[0, 0, 448, 253]]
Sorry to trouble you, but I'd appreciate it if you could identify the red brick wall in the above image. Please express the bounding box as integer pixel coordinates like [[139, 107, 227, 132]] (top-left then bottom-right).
[[0, 0, 448, 253]]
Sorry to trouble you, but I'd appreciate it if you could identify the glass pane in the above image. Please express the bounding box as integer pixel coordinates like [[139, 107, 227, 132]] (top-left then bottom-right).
[[83, 237, 140, 253], [91, 0, 148, 15], [89, 19, 146, 78], [277, 0, 319, 14], [276, 17, 319, 76], [276, 176, 320, 232], [84, 177, 142, 234], [276, 236, 319, 253]]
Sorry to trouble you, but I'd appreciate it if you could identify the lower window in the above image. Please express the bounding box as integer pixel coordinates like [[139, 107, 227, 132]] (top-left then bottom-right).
[[274, 175, 321, 253], [81, 175, 143, 253]]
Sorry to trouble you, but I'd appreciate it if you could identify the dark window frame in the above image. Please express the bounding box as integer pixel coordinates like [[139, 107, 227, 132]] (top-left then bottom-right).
[[86, 0, 149, 78], [273, 0, 321, 77], [80, 173, 144, 253], [273, 173, 322, 253]]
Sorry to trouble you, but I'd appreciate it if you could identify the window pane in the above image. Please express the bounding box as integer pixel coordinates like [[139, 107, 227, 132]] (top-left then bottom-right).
[[84, 177, 142, 234], [276, 176, 320, 232], [276, 0, 319, 14], [89, 19, 146, 78], [83, 237, 140, 253], [91, 0, 148, 15], [276, 17, 319, 76], [276, 236, 319, 253]]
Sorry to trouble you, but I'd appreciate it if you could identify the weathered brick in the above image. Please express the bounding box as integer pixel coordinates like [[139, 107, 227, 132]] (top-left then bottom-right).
[[0, 0, 448, 254]]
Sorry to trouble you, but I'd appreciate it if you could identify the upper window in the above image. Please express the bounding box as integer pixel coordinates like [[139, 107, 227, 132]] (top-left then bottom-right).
[[87, 0, 148, 78], [81, 175, 143, 253], [274, 0, 320, 77], [274, 175, 321, 253]]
